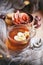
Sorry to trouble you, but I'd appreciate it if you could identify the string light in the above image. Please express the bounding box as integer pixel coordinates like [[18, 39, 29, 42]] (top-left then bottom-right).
[[0, 55, 3, 58], [7, 55, 10, 58], [24, 0, 30, 5]]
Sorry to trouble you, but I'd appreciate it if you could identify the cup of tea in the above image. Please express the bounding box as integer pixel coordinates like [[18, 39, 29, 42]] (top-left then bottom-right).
[[7, 24, 30, 51]]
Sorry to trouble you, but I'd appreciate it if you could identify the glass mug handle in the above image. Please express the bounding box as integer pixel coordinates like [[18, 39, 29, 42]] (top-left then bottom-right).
[[30, 26, 36, 38]]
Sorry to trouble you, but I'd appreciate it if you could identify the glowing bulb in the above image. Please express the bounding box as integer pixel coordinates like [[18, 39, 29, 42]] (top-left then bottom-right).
[[7, 55, 10, 58], [24, 1, 30, 5], [0, 55, 3, 58]]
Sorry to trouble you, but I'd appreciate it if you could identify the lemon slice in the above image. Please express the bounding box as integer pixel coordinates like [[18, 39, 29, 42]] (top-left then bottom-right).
[[17, 32, 24, 37], [14, 32, 26, 41], [14, 35, 26, 41], [14, 36, 20, 41], [19, 35, 26, 41]]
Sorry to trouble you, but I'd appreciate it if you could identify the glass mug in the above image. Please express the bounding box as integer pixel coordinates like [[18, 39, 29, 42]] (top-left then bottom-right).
[[6, 24, 36, 51]]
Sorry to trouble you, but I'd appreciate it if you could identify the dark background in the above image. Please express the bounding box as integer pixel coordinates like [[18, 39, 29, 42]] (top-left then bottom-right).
[[21, 0, 43, 13]]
